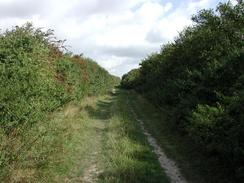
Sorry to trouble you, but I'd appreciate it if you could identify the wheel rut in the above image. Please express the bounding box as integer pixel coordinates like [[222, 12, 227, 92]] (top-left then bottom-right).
[[130, 104, 188, 183]]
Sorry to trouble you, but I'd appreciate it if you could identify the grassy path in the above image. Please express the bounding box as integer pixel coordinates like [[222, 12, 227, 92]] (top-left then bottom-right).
[[60, 89, 171, 183], [98, 90, 169, 183], [6, 90, 173, 182]]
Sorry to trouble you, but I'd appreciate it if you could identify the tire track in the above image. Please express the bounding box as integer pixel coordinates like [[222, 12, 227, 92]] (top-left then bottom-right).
[[129, 102, 188, 183]]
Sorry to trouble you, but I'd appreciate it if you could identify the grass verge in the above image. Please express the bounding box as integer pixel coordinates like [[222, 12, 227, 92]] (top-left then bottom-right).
[[0, 96, 107, 182]]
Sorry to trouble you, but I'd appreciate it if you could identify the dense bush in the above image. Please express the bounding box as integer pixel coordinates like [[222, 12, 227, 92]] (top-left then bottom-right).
[[56, 55, 120, 100], [84, 57, 120, 95], [121, 68, 140, 89], [0, 24, 68, 133], [0, 23, 119, 173], [121, 2, 244, 181], [0, 23, 118, 130]]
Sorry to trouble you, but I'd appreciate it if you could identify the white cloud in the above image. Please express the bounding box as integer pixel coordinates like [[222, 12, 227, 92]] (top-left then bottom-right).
[[230, 0, 238, 5], [187, 0, 212, 12], [0, 0, 226, 76]]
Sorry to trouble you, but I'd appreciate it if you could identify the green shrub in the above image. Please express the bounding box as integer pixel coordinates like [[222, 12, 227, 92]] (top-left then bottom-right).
[[121, 69, 141, 89], [0, 23, 119, 179], [0, 23, 68, 133], [121, 2, 244, 181]]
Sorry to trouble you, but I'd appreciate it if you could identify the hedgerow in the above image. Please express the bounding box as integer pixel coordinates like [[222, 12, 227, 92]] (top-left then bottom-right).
[[0, 23, 119, 177], [121, 2, 244, 181]]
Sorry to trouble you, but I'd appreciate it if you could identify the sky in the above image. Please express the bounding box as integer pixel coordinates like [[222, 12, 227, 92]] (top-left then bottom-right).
[[0, 0, 238, 76]]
